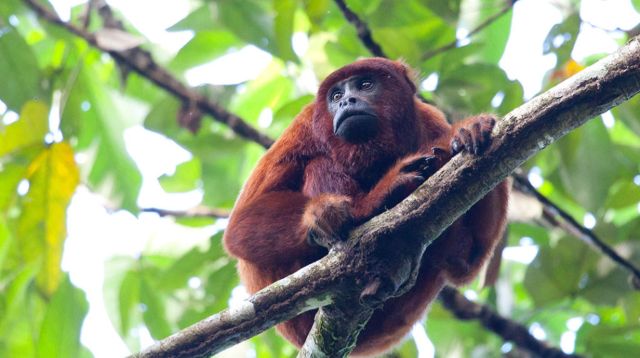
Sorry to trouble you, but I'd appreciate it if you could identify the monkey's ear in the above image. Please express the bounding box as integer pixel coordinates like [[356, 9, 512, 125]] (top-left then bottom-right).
[[392, 59, 418, 93]]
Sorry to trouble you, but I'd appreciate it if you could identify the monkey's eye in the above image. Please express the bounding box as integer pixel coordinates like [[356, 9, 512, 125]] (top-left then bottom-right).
[[359, 79, 373, 90], [331, 91, 343, 102]]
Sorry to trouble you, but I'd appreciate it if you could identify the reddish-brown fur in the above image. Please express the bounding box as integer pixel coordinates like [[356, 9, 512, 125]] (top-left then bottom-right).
[[224, 58, 509, 356]]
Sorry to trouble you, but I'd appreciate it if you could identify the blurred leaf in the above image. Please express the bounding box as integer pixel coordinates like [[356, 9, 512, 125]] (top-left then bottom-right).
[[303, 0, 331, 29], [460, 0, 513, 64], [37, 276, 88, 358], [0, 25, 46, 111], [437, 63, 520, 115], [0, 218, 9, 269], [157, 244, 211, 292], [576, 323, 640, 357], [424, 0, 461, 23], [273, 0, 298, 62], [167, 4, 215, 32], [612, 95, 640, 138], [543, 12, 580, 68], [556, 119, 618, 212], [169, 31, 240, 71], [16, 142, 79, 296], [524, 237, 594, 306], [633, 0, 640, 12], [62, 66, 142, 212], [606, 181, 640, 209], [0, 165, 22, 213], [217, 0, 279, 56], [0, 100, 48, 157], [230, 61, 295, 122], [118, 270, 141, 337], [0, 262, 39, 357], [253, 328, 297, 358], [140, 276, 172, 339], [159, 158, 202, 193]]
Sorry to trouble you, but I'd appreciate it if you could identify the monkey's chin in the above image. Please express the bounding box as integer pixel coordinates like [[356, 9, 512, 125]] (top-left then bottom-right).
[[335, 114, 378, 143]]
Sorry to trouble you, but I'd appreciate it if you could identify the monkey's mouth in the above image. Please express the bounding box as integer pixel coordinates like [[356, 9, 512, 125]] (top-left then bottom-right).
[[334, 110, 379, 142]]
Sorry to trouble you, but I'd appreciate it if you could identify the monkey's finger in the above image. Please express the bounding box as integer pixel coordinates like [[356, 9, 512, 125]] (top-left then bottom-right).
[[432, 146, 448, 158], [472, 121, 482, 155], [401, 155, 435, 173], [458, 127, 473, 153]]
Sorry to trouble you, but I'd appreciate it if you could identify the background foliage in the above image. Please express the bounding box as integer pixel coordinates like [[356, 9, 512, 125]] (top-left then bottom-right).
[[1, 0, 640, 357]]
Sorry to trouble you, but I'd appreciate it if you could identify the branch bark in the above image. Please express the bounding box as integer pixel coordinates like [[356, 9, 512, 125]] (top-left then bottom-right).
[[135, 36, 640, 358]]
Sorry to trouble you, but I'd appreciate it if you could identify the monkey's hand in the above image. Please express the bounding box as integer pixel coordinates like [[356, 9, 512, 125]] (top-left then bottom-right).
[[303, 194, 353, 249], [451, 114, 497, 155], [383, 154, 440, 209]]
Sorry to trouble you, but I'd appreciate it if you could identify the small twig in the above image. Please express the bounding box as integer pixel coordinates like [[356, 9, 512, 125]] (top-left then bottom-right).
[[421, 1, 516, 61], [439, 287, 581, 358], [141, 206, 230, 219], [24, 0, 274, 149], [81, 0, 97, 29], [333, 0, 386, 57], [512, 173, 640, 288]]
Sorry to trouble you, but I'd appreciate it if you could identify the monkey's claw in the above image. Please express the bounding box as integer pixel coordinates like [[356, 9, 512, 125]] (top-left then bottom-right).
[[400, 155, 438, 179]]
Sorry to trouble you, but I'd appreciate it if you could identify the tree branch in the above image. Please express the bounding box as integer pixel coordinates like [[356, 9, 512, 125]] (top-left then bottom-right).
[[439, 287, 580, 358], [140, 206, 230, 219], [512, 173, 640, 287], [135, 36, 640, 358], [24, 0, 274, 148], [333, 0, 386, 57], [421, 2, 515, 61]]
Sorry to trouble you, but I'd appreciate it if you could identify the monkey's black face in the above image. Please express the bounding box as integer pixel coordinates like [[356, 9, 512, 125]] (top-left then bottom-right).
[[327, 75, 380, 143]]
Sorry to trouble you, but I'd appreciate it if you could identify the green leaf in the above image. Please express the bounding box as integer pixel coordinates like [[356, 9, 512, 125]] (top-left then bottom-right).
[[169, 31, 240, 71], [62, 66, 142, 212], [118, 270, 141, 337], [0, 101, 48, 157], [0, 161, 28, 212], [0, 25, 46, 111], [606, 181, 640, 209], [167, 5, 215, 32], [37, 276, 89, 358], [0, 262, 38, 341], [460, 0, 513, 64], [159, 158, 202, 193], [230, 61, 294, 122], [424, 0, 461, 23], [217, 0, 278, 55], [543, 12, 580, 68], [556, 119, 618, 212], [16, 142, 79, 296], [0, 217, 9, 270], [633, 0, 640, 11], [273, 0, 298, 62], [612, 94, 640, 138], [140, 276, 172, 339], [524, 237, 594, 306]]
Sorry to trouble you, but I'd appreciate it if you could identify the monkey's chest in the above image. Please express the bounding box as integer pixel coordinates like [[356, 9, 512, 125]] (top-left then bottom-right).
[[301, 156, 387, 197]]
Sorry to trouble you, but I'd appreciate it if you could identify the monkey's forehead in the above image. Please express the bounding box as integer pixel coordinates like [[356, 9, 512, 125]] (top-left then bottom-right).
[[317, 58, 408, 97]]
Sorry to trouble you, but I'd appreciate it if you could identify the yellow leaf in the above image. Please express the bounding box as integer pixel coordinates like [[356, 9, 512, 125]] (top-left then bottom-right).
[[16, 142, 79, 296], [551, 59, 586, 82], [0, 101, 48, 157]]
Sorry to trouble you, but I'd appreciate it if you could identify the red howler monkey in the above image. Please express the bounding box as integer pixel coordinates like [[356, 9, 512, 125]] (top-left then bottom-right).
[[224, 58, 509, 356]]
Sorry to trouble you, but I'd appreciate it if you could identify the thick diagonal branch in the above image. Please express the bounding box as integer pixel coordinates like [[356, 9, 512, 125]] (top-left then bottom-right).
[[135, 36, 640, 358]]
